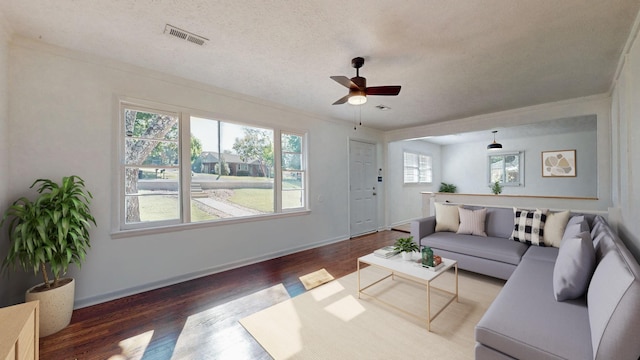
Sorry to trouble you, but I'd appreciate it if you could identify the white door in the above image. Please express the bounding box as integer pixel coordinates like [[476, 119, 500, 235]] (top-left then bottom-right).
[[349, 140, 377, 237]]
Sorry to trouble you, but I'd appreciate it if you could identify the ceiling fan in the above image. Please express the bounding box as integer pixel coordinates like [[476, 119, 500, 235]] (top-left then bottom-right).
[[331, 57, 401, 105]]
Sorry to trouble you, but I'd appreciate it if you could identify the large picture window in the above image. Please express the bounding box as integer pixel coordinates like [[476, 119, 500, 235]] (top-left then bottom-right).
[[118, 100, 308, 231], [403, 152, 432, 184]]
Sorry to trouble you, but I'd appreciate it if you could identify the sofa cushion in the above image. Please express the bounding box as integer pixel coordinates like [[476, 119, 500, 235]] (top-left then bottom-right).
[[511, 208, 547, 246], [587, 225, 640, 359], [422, 232, 529, 266], [457, 207, 487, 237], [522, 245, 558, 263], [434, 202, 461, 232], [591, 217, 618, 261], [552, 231, 595, 301], [476, 256, 593, 360], [544, 210, 570, 247]]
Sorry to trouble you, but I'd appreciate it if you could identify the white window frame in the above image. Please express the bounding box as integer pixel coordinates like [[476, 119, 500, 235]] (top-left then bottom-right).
[[115, 97, 310, 235], [487, 151, 524, 186], [403, 151, 432, 184], [281, 131, 307, 211]]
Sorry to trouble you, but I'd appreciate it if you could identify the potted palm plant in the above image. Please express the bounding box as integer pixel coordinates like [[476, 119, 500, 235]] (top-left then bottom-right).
[[393, 236, 419, 260], [439, 182, 457, 193], [1, 175, 96, 337]]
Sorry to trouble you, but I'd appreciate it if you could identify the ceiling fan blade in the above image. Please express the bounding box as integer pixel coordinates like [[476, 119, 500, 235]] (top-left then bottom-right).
[[365, 86, 401, 96], [332, 94, 350, 105], [331, 76, 359, 89]]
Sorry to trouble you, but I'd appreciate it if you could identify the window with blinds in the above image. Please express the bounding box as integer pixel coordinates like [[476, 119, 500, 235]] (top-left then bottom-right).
[[403, 151, 432, 184]]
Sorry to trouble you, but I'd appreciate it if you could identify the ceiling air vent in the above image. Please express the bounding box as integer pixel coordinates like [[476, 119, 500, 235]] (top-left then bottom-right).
[[164, 24, 208, 46]]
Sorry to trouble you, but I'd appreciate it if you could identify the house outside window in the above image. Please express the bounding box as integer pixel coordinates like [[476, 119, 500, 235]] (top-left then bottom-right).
[[404, 151, 432, 184], [118, 99, 308, 231]]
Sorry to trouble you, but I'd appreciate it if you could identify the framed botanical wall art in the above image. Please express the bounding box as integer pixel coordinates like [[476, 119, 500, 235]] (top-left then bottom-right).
[[542, 150, 576, 177]]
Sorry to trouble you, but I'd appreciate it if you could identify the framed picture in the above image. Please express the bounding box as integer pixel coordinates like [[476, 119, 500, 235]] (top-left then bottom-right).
[[542, 150, 576, 177]]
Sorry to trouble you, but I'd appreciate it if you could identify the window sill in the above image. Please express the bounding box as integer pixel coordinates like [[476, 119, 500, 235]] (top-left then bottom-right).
[[111, 209, 311, 239]]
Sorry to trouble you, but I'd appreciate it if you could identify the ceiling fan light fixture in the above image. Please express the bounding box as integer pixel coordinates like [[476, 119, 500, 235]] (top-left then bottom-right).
[[487, 130, 503, 150], [331, 57, 400, 106], [348, 91, 367, 105]]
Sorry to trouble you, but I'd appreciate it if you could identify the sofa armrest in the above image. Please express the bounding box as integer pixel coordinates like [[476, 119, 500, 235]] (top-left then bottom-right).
[[410, 216, 436, 247]]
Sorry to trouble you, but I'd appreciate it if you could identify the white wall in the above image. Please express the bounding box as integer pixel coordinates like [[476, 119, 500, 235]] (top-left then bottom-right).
[[440, 128, 597, 196], [611, 16, 640, 261], [386, 140, 441, 226], [1, 37, 385, 307]]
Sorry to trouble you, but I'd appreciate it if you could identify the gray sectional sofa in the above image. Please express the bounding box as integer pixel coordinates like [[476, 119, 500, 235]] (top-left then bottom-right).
[[411, 206, 527, 280], [410, 205, 640, 360]]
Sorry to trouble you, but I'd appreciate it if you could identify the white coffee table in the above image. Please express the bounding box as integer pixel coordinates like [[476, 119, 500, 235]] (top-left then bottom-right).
[[357, 252, 458, 331]]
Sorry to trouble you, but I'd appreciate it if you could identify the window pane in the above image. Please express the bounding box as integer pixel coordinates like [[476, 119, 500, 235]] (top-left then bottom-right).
[[190, 117, 274, 221], [404, 168, 418, 183], [404, 152, 418, 166], [490, 167, 504, 183], [125, 166, 180, 224], [125, 139, 179, 166], [282, 153, 302, 170], [419, 170, 430, 183], [282, 133, 304, 210], [419, 155, 432, 183], [282, 133, 302, 153], [124, 109, 178, 140], [133, 194, 180, 222], [505, 155, 519, 183], [283, 171, 304, 209], [489, 155, 504, 183], [123, 106, 180, 225]]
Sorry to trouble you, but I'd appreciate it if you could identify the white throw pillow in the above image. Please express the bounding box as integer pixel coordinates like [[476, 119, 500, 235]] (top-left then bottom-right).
[[457, 208, 487, 237], [544, 210, 571, 247], [434, 202, 461, 232]]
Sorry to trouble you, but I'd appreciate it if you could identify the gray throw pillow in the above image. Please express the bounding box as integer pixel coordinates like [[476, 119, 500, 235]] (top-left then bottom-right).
[[553, 231, 596, 301], [562, 215, 590, 241]]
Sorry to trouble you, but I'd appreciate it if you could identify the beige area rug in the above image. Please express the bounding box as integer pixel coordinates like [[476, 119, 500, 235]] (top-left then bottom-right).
[[298, 268, 335, 290], [113, 284, 291, 360], [240, 266, 504, 360]]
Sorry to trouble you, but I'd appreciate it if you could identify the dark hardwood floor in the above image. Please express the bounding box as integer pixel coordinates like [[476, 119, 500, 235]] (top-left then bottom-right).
[[39, 230, 403, 359]]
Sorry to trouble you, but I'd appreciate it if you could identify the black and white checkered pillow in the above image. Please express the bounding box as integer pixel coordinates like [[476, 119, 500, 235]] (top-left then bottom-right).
[[511, 208, 548, 246]]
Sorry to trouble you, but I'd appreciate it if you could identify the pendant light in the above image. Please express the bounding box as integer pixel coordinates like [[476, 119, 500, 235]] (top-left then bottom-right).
[[487, 130, 503, 150]]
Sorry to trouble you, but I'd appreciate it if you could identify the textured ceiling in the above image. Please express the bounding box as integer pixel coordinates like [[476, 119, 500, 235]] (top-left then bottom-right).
[[1, 1, 639, 131]]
